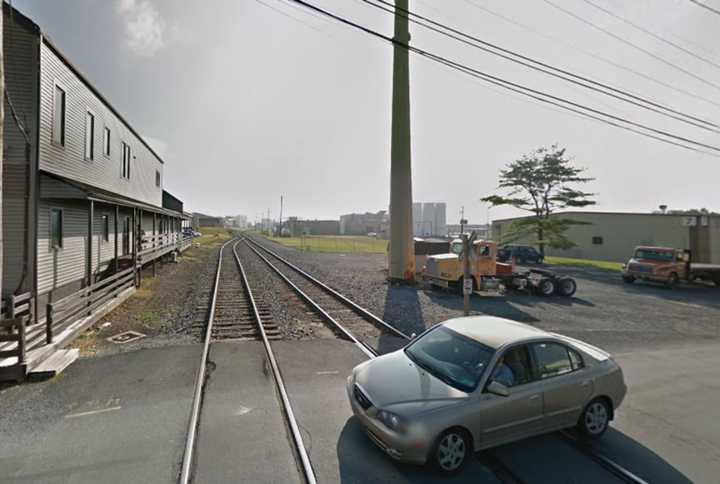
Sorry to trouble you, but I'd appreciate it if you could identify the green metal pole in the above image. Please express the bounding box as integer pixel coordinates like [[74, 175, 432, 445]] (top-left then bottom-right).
[[388, 0, 415, 282]]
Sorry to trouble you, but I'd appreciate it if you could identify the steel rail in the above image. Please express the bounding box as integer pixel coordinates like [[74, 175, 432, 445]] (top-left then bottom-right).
[[241, 238, 378, 359], [231, 241, 318, 484], [179, 238, 235, 484], [244, 236, 410, 340], [560, 431, 649, 484]]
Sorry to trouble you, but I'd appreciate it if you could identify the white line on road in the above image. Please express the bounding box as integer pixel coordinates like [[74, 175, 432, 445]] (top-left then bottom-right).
[[64, 406, 122, 419], [316, 370, 339, 375]]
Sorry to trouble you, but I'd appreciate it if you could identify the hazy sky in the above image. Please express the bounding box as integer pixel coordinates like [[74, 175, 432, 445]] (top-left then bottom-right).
[[13, 0, 720, 224]]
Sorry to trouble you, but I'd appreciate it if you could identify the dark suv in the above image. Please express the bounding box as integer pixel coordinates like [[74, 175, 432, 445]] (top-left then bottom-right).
[[497, 245, 543, 264]]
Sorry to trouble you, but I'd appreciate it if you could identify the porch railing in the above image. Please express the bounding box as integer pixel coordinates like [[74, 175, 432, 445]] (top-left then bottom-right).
[[0, 292, 33, 381], [46, 267, 135, 344]]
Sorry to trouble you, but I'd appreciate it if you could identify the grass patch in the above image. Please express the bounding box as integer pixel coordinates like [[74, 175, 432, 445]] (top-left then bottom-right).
[[195, 227, 234, 247], [267, 235, 387, 254], [545, 256, 623, 272]]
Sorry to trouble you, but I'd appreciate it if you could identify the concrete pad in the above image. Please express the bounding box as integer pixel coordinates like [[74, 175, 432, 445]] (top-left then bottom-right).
[[193, 341, 301, 484], [271, 339, 501, 484], [0, 344, 201, 484], [606, 344, 720, 483]]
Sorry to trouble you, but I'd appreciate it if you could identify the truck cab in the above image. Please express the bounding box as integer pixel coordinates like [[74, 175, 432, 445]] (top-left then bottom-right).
[[423, 239, 513, 291], [621, 246, 689, 286]]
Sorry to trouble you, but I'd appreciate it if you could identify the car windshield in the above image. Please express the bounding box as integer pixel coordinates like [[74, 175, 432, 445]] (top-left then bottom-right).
[[635, 249, 674, 261], [405, 326, 495, 393]]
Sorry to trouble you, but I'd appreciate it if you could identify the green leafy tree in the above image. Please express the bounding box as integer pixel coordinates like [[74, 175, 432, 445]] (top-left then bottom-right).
[[482, 145, 596, 257]]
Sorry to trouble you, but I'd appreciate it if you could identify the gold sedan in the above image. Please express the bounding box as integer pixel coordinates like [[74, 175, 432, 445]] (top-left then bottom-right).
[[347, 316, 627, 474]]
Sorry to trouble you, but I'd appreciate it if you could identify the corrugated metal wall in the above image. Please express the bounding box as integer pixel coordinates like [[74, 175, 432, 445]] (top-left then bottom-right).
[[37, 41, 163, 208], [2, 9, 38, 298]]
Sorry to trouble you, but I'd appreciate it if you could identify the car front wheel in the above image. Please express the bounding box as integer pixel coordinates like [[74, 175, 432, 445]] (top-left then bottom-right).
[[578, 398, 611, 439], [432, 429, 471, 474]]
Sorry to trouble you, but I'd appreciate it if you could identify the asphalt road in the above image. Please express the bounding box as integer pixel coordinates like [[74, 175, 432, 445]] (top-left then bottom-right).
[[1, 264, 718, 483]]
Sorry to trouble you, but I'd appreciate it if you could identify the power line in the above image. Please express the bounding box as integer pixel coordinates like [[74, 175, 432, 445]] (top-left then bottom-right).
[[282, 0, 720, 157], [252, 0, 331, 37], [541, 0, 720, 93], [462, 0, 720, 109], [688, 0, 720, 16], [360, 0, 719, 133], [580, 0, 720, 70]]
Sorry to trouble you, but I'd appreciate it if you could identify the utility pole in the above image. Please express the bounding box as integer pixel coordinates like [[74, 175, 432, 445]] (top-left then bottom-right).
[[388, 0, 414, 282], [1, 8, 4, 302], [462, 231, 477, 316], [460, 206, 467, 234], [279, 195, 283, 237]]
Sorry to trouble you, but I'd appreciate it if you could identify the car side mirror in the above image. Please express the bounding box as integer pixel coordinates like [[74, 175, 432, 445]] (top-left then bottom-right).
[[486, 381, 510, 397]]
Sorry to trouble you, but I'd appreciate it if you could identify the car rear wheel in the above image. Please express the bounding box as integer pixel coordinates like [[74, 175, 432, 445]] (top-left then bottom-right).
[[556, 277, 577, 297], [538, 278, 556, 296], [432, 429, 471, 474], [577, 398, 610, 439]]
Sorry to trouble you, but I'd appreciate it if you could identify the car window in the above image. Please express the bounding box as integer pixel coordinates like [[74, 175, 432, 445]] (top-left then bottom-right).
[[568, 348, 584, 370], [405, 326, 495, 393], [490, 345, 534, 388], [532, 342, 575, 379]]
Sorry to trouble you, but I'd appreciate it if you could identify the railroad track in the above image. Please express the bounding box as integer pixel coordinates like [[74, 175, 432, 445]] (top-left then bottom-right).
[[179, 239, 316, 484], [241, 234, 650, 484], [242, 235, 409, 356]]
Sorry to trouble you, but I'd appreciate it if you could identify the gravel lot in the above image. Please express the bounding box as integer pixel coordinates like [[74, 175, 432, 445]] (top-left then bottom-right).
[[251, 235, 720, 354]]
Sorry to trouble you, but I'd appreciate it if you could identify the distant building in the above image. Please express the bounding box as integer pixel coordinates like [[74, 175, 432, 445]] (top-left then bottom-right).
[[492, 211, 720, 263], [446, 224, 489, 239], [413, 202, 447, 237], [340, 210, 389, 236], [192, 213, 223, 228], [285, 217, 339, 236]]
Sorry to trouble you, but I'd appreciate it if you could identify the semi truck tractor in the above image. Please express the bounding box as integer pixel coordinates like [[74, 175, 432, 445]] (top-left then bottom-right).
[[422, 238, 577, 297]]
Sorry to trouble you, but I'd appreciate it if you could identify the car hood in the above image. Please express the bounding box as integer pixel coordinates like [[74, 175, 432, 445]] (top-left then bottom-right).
[[354, 350, 469, 413]]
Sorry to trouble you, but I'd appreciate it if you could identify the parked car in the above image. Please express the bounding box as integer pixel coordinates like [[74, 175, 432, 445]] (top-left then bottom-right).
[[347, 316, 626, 474], [497, 245, 543, 264]]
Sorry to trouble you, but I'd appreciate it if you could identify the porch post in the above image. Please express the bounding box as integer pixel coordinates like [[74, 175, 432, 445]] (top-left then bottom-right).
[[134, 208, 140, 287], [153, 213, 157, 277], [114, 205, 119, 272], [87, 200, 94, 287]]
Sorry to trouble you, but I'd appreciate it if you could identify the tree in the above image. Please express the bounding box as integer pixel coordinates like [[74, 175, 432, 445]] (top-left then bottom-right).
[[482, 145, 596, 257]]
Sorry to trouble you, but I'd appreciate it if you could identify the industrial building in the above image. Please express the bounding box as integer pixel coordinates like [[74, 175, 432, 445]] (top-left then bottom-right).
[[412, 202, 447, 237], [285, 217, 339, 236], [0, 5, 190, 380], [339, 210, 389, 236], [192, 212, 223, 228], [492, 211, 720, 263]]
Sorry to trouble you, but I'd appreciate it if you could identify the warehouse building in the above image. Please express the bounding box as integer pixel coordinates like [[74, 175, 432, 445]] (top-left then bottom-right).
[[285, 217, 339, 236], [492, 211, 720, 263], [412, 202, 447, 237], [0, 4, 189, 380], [339, 210, 389, 236]]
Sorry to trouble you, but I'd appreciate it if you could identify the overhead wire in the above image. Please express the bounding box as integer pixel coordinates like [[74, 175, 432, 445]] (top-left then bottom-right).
[[579, 0, 720, 70], [540, 0, 720, 93], [461, 0, 720, 109], [282, 0, 720, 157], [688, 0, 720, 17], [359, 0, 720, 133]]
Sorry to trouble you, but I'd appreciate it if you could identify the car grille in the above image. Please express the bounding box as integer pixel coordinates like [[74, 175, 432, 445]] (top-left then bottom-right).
[[628, 263, 653, 273], [354, 384, 373, 411]]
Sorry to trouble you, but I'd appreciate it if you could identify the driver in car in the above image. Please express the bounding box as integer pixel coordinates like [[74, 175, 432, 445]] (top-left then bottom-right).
[[492, 355, 515, 387]]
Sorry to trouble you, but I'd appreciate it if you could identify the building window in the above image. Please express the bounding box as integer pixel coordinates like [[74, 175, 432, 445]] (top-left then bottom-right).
[[52, 85, 66, 145], [155, 170, 161, 188], [102, 215, 110, 242], [85, 111, 95, 160], [103, 127, 111, 156], [50, 208, 63, 249], [121, 142, 131, 179], [592, 236, 603, 245]]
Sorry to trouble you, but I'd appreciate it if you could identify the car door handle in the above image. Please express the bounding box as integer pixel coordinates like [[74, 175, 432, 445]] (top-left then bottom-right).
[[529, 394, 540, 400]]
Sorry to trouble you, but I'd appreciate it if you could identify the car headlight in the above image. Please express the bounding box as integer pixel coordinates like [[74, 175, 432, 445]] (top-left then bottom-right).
[[377, 410, 406, 431]]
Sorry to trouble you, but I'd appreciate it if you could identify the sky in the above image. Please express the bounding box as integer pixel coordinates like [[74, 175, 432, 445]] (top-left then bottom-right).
[[12, 0, 720, 225]]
